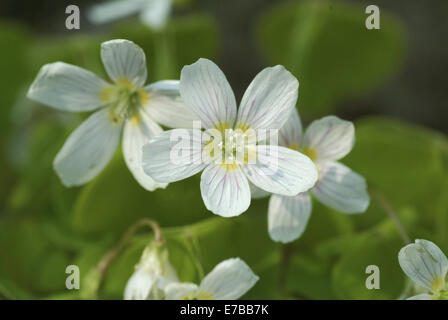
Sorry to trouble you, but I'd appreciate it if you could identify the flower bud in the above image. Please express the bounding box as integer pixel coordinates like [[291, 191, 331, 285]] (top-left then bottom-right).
[[124, 242, 177, 300]]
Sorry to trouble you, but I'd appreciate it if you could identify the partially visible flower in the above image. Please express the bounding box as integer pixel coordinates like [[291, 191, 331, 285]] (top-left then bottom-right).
[[124, 242, 178, 300], [88, 0, 172, 30], [27, 39, 195, 191], [142, 58, 318, 217], [164, 258, 258, 300], [263, 109, 370, 243], [398, 239, 448, 300]]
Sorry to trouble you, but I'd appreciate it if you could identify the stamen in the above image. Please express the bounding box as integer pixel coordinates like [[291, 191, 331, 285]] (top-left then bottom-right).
[[206, 125, 255, 168], [105, 79, 148, 124]]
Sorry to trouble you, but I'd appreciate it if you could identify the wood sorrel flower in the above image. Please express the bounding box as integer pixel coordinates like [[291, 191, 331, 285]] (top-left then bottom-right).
[[27, 39, 195, 190], [164, 258, 258, 300], [142, 58, 318, 217], [124, 242, 178, 300], [88, 0, 172, 30], [263, 108, 370, 243], [399, 239, 448, 300]]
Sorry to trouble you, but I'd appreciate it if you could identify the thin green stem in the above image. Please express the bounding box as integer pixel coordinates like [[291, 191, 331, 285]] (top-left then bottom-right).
[[183, 229, 205, 281], [279, 243, 294, 292], [94, 219, 163, 292], [370, 189, 410, 245]]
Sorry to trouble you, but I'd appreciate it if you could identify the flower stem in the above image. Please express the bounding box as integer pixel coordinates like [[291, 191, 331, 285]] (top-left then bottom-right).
[[184, 229, 205, 281], [85, 218, 163, 298], [279, 243, 293, 292], [370, 189, 410, 245], [98, 218, 163, 274]]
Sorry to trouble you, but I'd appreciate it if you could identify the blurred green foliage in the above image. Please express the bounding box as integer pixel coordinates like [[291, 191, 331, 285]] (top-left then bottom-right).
[[0, 1, 447, 300], [256, 0, 405, 116]]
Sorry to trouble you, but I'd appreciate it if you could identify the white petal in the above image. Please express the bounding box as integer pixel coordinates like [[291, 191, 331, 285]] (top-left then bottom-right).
[[54, 108, 122, 186], [144, 80, 197, 128], [303, 116, 355, 162], [236, 65, 298, 130], [311, 161, 370, 214], [88, 0, 144, 25], [155, 264, 178, 291], [145, 79, 179, 92], [278, 108, 303, 147], [180, 58, 237, 129], [244, 145, 318, 196], [249, 182, 270, 199], [200, 164, 251, 217], [122, 112, 167, 191], [140, 0, 171, 30], [27, 62, 108, 112], [200, 258, 259, 300], [398, 239, 448, 292], [142, 129, 207, 183], [164, 282, 198, 300], [124, 268, 156, 300], [407, 293, 433, 300], [101, 39, 147, 87], [268, 193, 311, 243]]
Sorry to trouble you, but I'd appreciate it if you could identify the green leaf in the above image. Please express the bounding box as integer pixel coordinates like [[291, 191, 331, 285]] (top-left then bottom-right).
[[44, 291, 79, 300], [72, 153, 210, 235], [0, 22, 31, 135], [0, 218, 71, 295], [34, 251, 71, 293], [243, 251, 285, 300], [345, 117, 448, 231], [292, 200, 355, 252], [329, 207, 417, 299], [256, 0, 404, 115], [285, 253, 336, 299], [29, 35, 106, 78], [8, 120, 76, 213], [0, 276, 32, 300]]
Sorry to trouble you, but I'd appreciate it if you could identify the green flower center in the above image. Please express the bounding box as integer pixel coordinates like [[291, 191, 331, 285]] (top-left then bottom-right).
[[101, 79, 148, 125]]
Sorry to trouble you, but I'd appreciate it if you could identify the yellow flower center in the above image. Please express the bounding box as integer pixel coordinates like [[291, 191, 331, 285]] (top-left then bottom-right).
[[287, 144, 317, 162], [302, 147, 317, 162], [432, 278, 445, 293], [101, 78, 148, 125], [205, 123, 256, 170]]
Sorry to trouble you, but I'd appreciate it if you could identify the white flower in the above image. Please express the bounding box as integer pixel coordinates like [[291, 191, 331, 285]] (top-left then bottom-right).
[[164, 258, 258, 300], [142, 58, 318, 217], [124, 242, 178, 300], [88, 0, 172, 30], [27, 39, 195, 191], [264, 109, 370, 243], [399, 239, 448, 300]]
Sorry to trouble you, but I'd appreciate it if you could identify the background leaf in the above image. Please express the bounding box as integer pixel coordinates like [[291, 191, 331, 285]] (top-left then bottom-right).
[[256, 0, 405, 115]]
